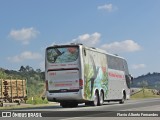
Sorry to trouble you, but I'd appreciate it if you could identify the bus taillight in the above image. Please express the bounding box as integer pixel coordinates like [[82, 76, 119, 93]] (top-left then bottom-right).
[[79, 79, 83, 89], [46, 80, 48, 91]]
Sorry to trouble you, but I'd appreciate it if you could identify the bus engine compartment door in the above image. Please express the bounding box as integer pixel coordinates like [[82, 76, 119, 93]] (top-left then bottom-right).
[[47, 70, 79, 92]]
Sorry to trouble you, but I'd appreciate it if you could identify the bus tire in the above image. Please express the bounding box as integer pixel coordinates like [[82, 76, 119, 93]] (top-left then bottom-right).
[[119, 98, 124, 104], [92, 91, 99, 106], [60, 102, 78, 108], [85, 101, 92, 106], [119, 91, 126, 104], [71, 102, 78, 107], [99, 91, 104, 106], [60, 102, 68, 108]]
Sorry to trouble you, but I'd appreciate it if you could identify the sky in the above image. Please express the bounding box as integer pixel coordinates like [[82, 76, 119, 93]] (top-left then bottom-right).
[[0, 0, 160, 77]]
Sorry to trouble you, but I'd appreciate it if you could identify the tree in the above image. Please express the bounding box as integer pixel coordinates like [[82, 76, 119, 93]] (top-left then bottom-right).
[[155, 81, 160, 90], [36, 69, 41, 73], [141, 80, 148, 88], [19, 66, 26, 72], [26, 65, 34, 72], [0, 71, 7, 79]]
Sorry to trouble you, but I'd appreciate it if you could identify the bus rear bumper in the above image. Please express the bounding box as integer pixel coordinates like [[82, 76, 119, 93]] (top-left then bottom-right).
[[46, 90, 83, 102]]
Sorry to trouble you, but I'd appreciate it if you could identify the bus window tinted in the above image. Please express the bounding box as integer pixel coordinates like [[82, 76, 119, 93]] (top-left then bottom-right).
[[107, 55, 123, 70], [47, 47, 79, 63]]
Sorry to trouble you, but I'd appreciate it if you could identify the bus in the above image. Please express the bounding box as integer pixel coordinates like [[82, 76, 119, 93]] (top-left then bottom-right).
[[45, 43, 132, 108]]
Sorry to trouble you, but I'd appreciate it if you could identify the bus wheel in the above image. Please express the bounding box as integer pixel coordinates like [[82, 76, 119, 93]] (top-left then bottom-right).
[[92, 91, 99, 106], [99, 91, 104, 106], [119, 92, 126, 104], [85, 102, 92, 106], [60, 102, 78, 108], [71, 102, 78, 107], [119, 97, 124, 104], [60, 102, 69, 108]]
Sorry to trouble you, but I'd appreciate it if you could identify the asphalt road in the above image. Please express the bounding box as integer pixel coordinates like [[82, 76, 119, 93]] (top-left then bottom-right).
[[0, 98, 160, 120]]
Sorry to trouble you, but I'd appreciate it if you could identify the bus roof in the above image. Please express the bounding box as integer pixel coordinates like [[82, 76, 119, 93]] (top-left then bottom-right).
[[81, 45, 125, 60], [46, 43, 126, 60]]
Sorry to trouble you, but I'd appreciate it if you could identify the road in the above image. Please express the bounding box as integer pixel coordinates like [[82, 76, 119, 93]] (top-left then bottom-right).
[[0, 98, 160, 120]]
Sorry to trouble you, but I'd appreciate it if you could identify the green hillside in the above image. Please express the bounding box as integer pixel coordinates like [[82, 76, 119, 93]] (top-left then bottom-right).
[[131, 72, 160, 90]]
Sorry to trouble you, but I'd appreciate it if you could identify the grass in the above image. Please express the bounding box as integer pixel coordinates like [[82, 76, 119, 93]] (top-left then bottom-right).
[[0, 102, 58, 110], [0, 97, 51, 110], [26, 96, 48, 105], [131, 88, 160, 99]]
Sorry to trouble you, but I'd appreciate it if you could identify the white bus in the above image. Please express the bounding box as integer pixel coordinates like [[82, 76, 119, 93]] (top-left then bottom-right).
[[45, 43, 132, 108]]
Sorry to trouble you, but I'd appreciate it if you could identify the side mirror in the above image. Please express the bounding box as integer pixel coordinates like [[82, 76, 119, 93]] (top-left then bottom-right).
[[83, 49, 86, 56], [129, 74, 134, 84]]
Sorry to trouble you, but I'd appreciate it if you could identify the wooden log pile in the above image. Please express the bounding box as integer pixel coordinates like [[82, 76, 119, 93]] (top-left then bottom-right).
[[0, 79, 27, 98]]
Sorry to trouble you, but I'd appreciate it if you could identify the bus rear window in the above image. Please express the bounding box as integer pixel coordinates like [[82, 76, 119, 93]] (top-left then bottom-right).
[[46, 47, 79, 63]]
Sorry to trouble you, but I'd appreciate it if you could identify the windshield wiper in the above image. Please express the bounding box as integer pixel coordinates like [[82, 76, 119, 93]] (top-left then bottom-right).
[[53, 48, 64, 62]]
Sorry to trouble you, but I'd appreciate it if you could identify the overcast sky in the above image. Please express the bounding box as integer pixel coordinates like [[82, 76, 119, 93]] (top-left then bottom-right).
[[0, 0, 160, 77]]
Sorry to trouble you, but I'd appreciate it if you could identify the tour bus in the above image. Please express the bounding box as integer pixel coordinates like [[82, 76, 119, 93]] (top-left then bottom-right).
[[45, 43, 132, 108]]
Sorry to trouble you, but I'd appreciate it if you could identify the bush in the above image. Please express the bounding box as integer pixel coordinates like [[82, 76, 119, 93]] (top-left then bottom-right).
[[26, 97, 48, 105]]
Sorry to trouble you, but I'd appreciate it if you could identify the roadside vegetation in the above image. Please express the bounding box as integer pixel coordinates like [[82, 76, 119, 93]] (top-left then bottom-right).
[[0, 66, 48, 105], [131, 88, 160, 99], [26, 96, 48, 105]]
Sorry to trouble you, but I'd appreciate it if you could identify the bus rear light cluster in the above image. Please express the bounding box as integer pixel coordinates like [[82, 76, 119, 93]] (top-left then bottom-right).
[[79, 79, 83, 89]]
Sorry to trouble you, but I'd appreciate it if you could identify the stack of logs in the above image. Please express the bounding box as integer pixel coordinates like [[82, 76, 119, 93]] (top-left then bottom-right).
[[0, 79, 27, 102]]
